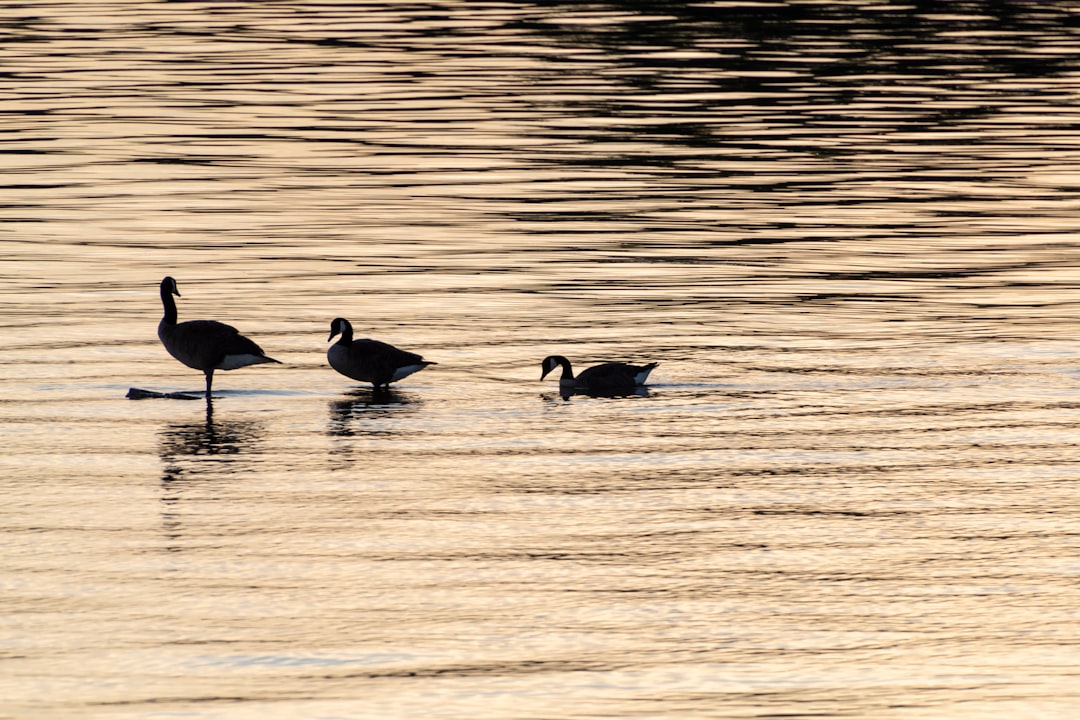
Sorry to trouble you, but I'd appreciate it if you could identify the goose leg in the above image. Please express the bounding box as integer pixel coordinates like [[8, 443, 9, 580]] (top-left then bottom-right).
[[205, 369, 214, 400]]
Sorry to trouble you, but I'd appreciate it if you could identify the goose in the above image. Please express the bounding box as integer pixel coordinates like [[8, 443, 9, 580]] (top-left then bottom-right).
[[157, 276, 280, 398], [327, 317, 435, 390], [540, 355, 657, 393]]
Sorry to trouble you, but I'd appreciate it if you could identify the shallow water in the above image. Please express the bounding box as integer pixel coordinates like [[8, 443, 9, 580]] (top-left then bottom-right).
[[2, 2, 1080, 718]]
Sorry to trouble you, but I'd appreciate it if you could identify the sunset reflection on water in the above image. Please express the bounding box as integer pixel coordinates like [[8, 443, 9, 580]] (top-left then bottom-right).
[[2, 2, 1080, 718]]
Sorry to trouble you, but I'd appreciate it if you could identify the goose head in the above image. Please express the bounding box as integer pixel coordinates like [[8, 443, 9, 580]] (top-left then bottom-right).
[[540, 355, 567, 381], [161, 276, 181, 297], [328, 317, 352, 342]]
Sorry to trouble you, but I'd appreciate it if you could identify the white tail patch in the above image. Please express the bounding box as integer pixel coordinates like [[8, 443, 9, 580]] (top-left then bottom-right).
[[391, 364, 426, 382]]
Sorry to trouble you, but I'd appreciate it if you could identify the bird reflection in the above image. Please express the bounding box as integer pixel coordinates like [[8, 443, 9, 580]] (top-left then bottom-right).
[[327, 387, 419, 437], [160, 402, 265, 462], [159, 402, 265, 549], [544, 386, 652, 402]]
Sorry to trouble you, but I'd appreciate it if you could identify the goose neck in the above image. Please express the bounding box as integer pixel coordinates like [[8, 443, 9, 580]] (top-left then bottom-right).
[[556, 356, 574, 380], [335, 321, 354, 345], [160, 281, 177, 325]]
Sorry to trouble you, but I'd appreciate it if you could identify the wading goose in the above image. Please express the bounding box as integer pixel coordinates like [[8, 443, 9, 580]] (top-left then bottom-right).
[[327, 317, 435, 390], [540, 355, 657, 393], [157, 276, 280, 398]]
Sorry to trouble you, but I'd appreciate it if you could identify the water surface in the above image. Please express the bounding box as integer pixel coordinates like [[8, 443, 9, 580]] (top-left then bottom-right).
[[2, 2, 1080, 718]]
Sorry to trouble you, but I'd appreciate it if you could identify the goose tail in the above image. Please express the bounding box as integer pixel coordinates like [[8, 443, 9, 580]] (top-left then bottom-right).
[[634, 362, 659, 385]]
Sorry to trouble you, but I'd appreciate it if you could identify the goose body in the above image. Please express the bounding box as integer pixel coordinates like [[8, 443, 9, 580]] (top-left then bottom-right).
[[157, 276, 280, 398], [327, 317, 435, 390], [540, 354, 657, 392]]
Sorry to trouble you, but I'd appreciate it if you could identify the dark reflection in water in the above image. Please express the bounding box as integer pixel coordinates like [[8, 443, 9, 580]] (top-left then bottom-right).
[[523, 1, 1080, 119], [159, 403, 265, 467], [327, 388, 420, 438], [493, 0, 1080, 256], [159, 403, 266, 548], [531, 1, 1080, 78], [545, 386, 652, 402]]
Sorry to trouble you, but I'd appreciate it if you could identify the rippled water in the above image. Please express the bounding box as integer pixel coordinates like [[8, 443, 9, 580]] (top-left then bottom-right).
[[3, 2, 1080, 718]]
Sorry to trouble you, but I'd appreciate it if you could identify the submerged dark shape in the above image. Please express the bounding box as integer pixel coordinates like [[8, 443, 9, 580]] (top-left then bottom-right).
[[327, 317, 436, 390], [127, 387, 201, 400], [157, 276, 280, 399], [540, 354, 657, 393]]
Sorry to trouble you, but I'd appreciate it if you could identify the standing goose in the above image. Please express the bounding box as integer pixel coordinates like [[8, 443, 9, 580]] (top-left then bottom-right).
[[327, 317, 435, 390], [157, 276, 280, 398], [540, 354, 657, 393]]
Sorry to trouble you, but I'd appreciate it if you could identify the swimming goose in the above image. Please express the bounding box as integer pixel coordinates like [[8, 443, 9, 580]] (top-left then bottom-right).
[[540, 355, 657, 392], [327, 317, 435, 390], [157, 276, 280, 398]]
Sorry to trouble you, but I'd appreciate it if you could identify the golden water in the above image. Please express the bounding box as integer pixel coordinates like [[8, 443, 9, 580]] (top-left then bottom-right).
[[2, 2, 1080, 718]]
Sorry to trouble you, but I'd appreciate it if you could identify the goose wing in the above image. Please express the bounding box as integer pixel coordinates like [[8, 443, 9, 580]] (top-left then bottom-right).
[[163, 319, 272, 370], [576, 361, 657, 388], [344, 338, 430, 384], [575, 362, 640, 388]]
